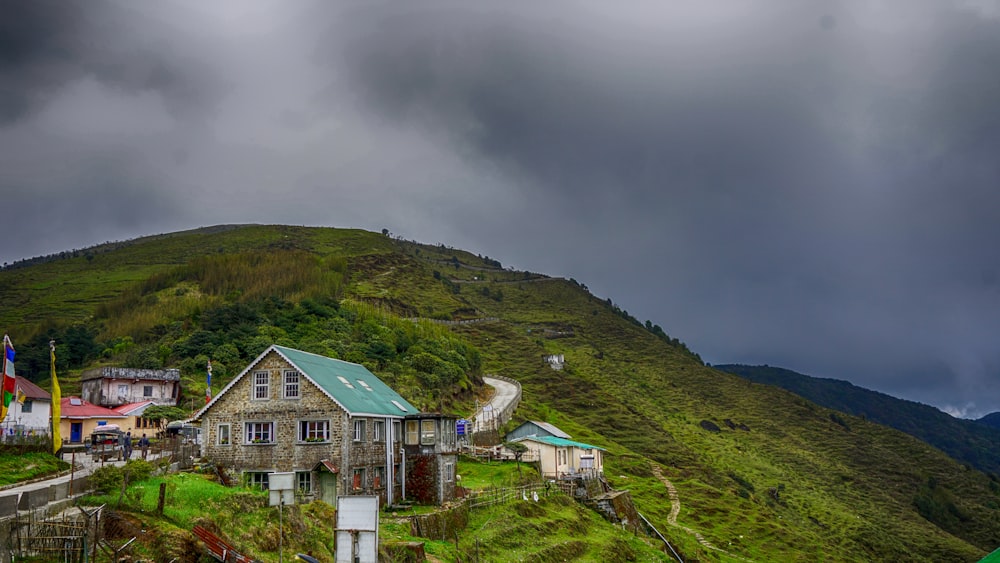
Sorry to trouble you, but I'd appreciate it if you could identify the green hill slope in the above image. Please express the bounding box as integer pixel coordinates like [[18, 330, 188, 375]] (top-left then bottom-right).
[[715, 364, 1000, 476], [3, 224, 1000, 562]]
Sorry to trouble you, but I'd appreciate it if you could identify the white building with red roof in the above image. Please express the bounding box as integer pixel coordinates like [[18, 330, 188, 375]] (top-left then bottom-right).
[[3, 376, 52, 435]]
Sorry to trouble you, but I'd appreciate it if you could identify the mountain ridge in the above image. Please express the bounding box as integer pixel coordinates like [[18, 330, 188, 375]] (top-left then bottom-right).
[[715, 363, 1000, 476]]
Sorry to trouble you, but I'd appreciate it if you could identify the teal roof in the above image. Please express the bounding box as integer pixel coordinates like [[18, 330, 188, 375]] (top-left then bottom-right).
[[980, 546, 1000, 563], [273, 345, 417, 417], [519, 435, 606, 451]]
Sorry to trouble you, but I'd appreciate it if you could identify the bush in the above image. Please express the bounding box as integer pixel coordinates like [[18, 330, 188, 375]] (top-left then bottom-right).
[[91, 465, 125, 494]]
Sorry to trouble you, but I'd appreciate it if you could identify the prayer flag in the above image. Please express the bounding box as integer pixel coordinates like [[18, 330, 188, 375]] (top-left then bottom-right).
[[51, 340, 62, 454], [206, 359, 212, 404], [1, 335, 16, 423]]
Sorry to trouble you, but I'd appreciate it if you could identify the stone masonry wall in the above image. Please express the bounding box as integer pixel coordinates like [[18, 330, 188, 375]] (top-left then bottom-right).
[[200, 351, 402, 503]]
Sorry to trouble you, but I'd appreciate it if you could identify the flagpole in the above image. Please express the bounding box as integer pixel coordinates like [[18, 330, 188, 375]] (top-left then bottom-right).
[[51, 340, 62, 455]]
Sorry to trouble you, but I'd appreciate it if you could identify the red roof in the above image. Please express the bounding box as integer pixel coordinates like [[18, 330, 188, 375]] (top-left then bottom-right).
[[16, 376, 50, 400], [60, 396, 128, 419], [112, 401, 155, 416]]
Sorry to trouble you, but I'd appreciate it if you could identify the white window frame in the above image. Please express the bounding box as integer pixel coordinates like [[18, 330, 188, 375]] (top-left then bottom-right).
[[420, 419, 436, 445], [245, 421, 274, 444], [297, 471, 312, 493], [352, 467, 366, 491], [252, 371, 269, 400], [373, 420, 385, 443], [444, 462, 454, 482], [117, 384, 129, 396], [353, 419, 366, 442], [283, 370, 300, 399], [247, 472, 269, 490], [373, 466, 385, 489], [218, 423, 231, 446], [299, 420, 330, 442], [405, 420, 419, 445]]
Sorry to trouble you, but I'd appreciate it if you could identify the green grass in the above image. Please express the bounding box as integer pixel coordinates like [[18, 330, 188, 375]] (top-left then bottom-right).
[[457, 456, 535, 490], [0, 452, 69, 486]]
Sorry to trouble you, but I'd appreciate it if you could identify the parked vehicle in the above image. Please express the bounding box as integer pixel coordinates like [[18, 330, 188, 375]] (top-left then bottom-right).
[[165, 421, 202, 445], [91, 425, 124, 462]]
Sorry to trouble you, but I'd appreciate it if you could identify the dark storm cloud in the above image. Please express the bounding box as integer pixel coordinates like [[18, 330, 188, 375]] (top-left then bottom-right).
[[327, 1, 1000, 416], [2, 1, 1000, 417]]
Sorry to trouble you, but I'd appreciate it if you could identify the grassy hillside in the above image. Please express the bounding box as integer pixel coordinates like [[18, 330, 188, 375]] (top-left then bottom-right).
[[3, 224, 1000, 561], [715, 364, 1000, 476]]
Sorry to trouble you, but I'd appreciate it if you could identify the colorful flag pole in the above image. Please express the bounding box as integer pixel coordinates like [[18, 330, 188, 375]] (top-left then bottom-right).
[[206, 359, 212, 404], [1, 335, 16, 424], [51, 340, 62, 454]]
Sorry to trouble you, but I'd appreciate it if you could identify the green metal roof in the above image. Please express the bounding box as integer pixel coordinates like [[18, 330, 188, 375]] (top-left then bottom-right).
[[273, 345, 417, 417], [518, 435, 606, 451], [980, 546, 1000, 563]]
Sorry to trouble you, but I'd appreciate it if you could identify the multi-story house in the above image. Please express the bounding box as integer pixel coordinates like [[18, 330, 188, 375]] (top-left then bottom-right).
[[191, 345, 418, 506], [80, 367, 181, 407], [402, 413, 459, 505]]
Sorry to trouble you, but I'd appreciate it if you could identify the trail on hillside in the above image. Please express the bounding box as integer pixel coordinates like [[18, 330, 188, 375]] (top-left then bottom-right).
[[651, 464, 751, 561]]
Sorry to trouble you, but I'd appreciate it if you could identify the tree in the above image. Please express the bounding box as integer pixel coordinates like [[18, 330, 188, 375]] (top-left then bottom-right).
[[505, 441, 529, 478], [142, 405, 188, 432]]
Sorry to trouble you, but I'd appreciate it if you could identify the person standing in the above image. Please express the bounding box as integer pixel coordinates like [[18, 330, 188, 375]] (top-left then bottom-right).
[[139, 433, 150, 460], [123, 431, 133, 460]]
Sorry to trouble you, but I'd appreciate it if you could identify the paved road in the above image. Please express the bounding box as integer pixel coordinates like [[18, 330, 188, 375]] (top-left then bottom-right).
[[473, 376, 519, 433]]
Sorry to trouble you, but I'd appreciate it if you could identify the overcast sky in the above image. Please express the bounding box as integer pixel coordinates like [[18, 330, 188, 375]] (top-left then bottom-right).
[[3, 1, 1000, 418]]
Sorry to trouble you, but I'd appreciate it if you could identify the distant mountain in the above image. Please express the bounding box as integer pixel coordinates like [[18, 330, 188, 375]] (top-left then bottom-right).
[[979, 412, 1000, 430], [716, 364, 1000, 475]]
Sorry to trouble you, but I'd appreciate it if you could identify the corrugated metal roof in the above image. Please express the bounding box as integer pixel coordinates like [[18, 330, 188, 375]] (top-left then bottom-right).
[[60, 397, 129, 419], [980, 546, 1000, 563], [16, 376, 50, 400], [528, 421, 571, 439], [517, 435, 606, 451], [273, 345, 417, 417], [112, 401, 155, 416]]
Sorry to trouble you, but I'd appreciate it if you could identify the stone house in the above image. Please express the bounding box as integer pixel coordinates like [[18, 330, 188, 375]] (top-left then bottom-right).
[[402, 413, 459, 505], [190, 345, 417, 506], [80, 367, 181, 407]]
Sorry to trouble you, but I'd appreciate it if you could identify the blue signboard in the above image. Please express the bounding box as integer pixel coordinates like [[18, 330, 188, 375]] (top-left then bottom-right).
[[456, 419, 469, 436]]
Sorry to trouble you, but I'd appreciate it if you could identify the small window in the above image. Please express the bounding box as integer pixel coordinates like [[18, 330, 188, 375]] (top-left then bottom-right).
[[353, 419, 366, 442], [373, 466, 385, 488], [218, 424, 231, 445], [247, 472, 269, 490], [393, 421, 401, 443], [245, 421, 274, 444], [117, 384, 128, 396], [299, 420, 330, 442], [143, 385, 153, 397], [391, 400, 408, 412], [297, 471, 312, 493], [420, 419, 436, 445], [373, 420, 385, 443], [253, 371, 269, 400], [21, 400, 32, 413], [283, 370, 300, 399], [405, 420, 419, 445], [352, 467, 366, 491], [444, 462, 454, 482]]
